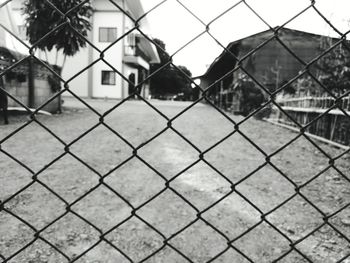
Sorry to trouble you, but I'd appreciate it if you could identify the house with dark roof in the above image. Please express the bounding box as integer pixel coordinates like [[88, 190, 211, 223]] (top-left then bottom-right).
[[199, 27, 344, 114]]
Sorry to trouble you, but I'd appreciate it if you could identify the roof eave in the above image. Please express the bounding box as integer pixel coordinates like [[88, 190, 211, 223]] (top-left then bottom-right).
[[137, 35, 160, 64]]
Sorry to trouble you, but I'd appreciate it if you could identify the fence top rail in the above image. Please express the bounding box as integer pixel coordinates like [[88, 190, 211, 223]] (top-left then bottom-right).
[[275, 105, 350, 115], [276, 96, 350, 103], [265, 118, 350, 150]]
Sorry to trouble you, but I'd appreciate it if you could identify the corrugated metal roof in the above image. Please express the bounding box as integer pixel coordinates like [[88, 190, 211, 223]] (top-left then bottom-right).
[[201, 26, 344, 79]]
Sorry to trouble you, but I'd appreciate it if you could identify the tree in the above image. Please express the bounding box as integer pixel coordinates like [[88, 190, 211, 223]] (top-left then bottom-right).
[[292, 37, 350, 96], [23, 0, 92, 67], [150, 38, 195, 100], [236, 73, 265, 116], [152, 38, 170, 64], [315, 39, 350, 96], [149, 38, 173, 96], [175, 65, 195, 100]]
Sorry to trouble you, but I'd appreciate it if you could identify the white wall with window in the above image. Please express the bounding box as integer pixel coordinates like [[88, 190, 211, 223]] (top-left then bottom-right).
[[101, 71, 116, 85], [92, 11, 123, 98], [99, 27, 118, 43]]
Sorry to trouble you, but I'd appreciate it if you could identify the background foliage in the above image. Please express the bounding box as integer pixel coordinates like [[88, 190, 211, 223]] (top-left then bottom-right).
[[150, 38, 198, 100]]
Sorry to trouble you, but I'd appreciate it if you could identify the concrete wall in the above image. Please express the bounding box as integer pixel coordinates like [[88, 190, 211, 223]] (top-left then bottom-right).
[[32, 64, 60, 112], [3, 61, 60, 113], [4, 75, 28, 108]]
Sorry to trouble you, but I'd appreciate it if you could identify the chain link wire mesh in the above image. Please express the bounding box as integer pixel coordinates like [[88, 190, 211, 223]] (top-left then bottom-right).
[[0, 0, 350, 262]]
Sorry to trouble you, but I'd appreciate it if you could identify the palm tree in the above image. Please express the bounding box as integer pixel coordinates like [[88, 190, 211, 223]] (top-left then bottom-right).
[[22, 0, 92, 112], [23, 0, 92, 68]]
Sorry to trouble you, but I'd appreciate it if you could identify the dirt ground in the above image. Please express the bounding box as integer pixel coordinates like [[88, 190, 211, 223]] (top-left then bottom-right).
[[0, 98, 349, 263]]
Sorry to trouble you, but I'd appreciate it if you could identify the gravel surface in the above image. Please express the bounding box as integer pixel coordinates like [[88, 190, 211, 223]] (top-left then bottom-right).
[[0, 98, 349, 263]]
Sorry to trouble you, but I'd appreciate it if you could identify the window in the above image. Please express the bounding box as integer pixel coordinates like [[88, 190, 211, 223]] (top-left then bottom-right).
[[99, 27, 118, 42], [18, 25, 27, 40], [101, 71, 116, 85]]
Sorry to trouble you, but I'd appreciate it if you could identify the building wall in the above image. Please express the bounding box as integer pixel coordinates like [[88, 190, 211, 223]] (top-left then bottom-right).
[[1, 53, 60, 113], [88, 0, 147, 99], [94, 0, 123, 10], [122, 9, 137, 97], [10, 0, 153, 100], [32, 65, 60, 113], [92, 10, 123, 98], [62, 48, 90, 98]]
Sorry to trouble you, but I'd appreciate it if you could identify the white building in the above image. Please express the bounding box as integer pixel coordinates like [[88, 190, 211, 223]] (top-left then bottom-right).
[[0, 2, 19, 50], [8, 0, 160, 99]]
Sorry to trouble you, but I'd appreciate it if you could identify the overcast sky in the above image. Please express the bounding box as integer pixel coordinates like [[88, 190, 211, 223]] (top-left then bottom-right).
[[140, 0, 350, 77]]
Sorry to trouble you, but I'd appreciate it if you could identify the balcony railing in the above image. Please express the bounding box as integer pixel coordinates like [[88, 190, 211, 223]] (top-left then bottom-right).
[[124, 45, 136, 56], [124, 44, 151, 62]]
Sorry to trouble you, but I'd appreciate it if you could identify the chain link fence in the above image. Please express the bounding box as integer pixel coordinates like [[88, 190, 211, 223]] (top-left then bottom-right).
[[1, 0, 350, 262]]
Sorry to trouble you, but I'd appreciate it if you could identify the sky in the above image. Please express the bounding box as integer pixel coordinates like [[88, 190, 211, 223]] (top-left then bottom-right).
[[140, 0, 350, 77]]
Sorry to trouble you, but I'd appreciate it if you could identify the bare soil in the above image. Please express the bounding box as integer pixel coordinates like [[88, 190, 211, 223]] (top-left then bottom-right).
[[0, 99, 349, 263]]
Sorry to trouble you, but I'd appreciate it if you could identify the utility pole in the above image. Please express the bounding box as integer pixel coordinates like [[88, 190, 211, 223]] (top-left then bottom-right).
[[271, 60, 282, 92]]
